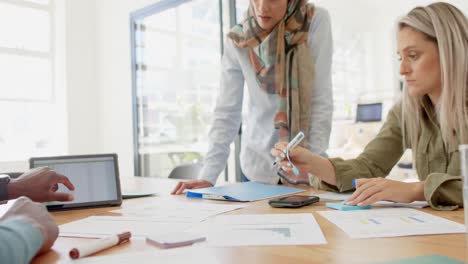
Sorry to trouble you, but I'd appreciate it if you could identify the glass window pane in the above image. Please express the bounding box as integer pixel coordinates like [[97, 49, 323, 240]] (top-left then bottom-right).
[[0, 53, 52, 101], [179, 2, 219, 37], [144, 8, 177, 32], [235, 0, 249, 22], [135, 0, 221, 178], [144, 31, 177, 69], [0, 2, 50, 52]]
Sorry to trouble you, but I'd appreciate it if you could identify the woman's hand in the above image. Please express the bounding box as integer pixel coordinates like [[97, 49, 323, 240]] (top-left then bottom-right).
[[346, 178, 425, 206], [270, 142, 338, 186], [270, 142, 315, 175], [171, 179, 213, 195]]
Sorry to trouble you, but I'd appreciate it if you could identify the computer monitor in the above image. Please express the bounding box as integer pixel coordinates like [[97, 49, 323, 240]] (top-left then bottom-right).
[[356, 103, 382, 122]]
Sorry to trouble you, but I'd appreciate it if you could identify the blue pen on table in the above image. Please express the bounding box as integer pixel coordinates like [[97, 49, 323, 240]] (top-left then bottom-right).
[[273, 131, 305, 176]]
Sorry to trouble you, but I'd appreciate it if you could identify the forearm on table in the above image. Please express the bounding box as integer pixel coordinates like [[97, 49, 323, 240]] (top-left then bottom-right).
[[411, 181, 425, 201], [309, 154, 336, 186]]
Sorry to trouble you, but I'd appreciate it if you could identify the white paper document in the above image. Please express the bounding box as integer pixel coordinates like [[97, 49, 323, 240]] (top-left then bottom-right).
[[317, 192, 429, 208], [60, 199, 246, 238], [0, 199, 16, 218], [318, 208, 466, 239], [317, 192, 353, 201], [59, 216, 195, 238], [200, 213, 327, 246], [111, 199, 247, 222], [373, 201, 429, 208]]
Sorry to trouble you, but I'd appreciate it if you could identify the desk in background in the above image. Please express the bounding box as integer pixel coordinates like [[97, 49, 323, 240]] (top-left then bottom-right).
[[34, 177, 467, 264]]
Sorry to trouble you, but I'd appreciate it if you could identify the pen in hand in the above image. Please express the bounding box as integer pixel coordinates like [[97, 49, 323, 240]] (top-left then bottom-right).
[[69, 231, 131, 259], [273, 131, 305, 166]]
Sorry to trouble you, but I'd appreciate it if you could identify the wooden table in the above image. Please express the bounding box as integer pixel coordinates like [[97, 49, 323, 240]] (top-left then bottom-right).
[[34, 177, 467, 263]]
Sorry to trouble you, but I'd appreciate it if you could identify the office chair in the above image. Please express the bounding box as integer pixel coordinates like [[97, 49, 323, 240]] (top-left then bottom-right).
[[167, 163, 202, 180]]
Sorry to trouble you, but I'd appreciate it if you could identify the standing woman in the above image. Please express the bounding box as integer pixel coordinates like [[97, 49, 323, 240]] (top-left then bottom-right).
[[271, 2, 467, 210], [172, 0, 333, 194]]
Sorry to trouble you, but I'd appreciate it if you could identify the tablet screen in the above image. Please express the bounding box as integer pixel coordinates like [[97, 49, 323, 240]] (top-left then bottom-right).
[[30, 154, 122, 210]]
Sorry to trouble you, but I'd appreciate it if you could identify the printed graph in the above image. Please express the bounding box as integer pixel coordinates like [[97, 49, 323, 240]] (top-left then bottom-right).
[[359, 215, 425, 225], [232, 227, 291, 238]]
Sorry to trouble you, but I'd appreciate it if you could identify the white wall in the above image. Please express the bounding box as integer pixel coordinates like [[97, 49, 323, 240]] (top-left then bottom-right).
[[65, 0, 100, 156], [95, 0, 164, 177], [65, 0, 160, 178]]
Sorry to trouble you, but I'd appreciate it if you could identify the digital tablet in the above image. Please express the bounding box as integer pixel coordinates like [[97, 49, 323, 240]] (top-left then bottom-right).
[[29, 154, 122, 210]]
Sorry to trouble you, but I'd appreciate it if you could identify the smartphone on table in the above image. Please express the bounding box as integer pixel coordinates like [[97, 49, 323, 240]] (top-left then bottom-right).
[[268, 195, 319, 208]]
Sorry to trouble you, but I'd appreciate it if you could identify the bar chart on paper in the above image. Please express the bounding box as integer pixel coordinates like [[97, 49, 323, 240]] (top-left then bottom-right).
[[225, 227, 292, 240], [199, 213, 327, 246], [318, 208, 466, 239]]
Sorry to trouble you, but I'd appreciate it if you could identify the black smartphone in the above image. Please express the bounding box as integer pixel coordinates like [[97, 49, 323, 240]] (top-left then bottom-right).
[[268, 195, 320, 208]]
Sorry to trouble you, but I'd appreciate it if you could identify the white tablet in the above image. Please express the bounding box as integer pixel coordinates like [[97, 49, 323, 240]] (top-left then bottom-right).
[[29, 154, 122, 210]]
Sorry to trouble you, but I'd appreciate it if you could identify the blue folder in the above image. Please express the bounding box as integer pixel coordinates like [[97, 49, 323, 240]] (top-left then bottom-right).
[[186, 182, 304, 202]]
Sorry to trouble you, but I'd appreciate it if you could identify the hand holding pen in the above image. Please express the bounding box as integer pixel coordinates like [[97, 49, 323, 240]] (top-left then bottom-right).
[[271, 132, 316, 184], [272, 131, 305, 176]]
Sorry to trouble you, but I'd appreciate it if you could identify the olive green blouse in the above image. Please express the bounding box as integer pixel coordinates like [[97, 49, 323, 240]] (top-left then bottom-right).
[[314, 96, 463, 210]]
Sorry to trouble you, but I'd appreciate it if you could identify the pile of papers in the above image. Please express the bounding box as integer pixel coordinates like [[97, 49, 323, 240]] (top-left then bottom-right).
[[59, 199, 246, 238]]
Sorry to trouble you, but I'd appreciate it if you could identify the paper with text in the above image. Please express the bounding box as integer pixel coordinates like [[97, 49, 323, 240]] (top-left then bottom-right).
[[111, 199, 247, 222], [318, 208, 465, 239], [317, 192, 429, 208], [60, 199, 246, 238], [197, 213, 326, 246], [59, 216, 194, 238]]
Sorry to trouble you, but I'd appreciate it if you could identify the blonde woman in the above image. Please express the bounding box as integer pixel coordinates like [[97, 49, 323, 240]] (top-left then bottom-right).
[[271, 2, 467, 210], [172, 0, 333, 194]]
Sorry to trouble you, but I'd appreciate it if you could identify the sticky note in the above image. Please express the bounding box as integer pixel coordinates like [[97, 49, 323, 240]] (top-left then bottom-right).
[[376, 254, 463, 264], [325, 202, 371, 211]]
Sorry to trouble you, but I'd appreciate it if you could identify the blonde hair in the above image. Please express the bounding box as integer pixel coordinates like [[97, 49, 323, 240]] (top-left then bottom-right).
[[399, 2, 468, 154]]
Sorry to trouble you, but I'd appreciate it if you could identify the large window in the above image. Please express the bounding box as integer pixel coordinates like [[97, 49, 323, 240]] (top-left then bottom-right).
[[131, 0, 233, 178], [0, 0, 66, 161]]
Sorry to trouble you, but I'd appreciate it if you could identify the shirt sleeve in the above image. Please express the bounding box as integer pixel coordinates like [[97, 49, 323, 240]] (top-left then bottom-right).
[[424, 173, 463, 210], [0, 217, 44, 264], [198, 39, 245, 185], [318, 103, 405, 192], [306, 7, 333, 157]]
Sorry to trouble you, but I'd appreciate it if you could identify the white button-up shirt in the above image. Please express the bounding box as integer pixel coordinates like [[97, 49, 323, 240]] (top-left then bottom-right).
[[199, 7, 333, 185]]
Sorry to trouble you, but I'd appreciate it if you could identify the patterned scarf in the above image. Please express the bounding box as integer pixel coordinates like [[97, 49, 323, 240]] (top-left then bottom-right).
[[228, 0, 315, 145]]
